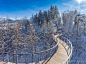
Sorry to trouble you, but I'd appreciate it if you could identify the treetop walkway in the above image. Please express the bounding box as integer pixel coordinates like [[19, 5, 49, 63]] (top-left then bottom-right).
[[0, 34, 73, 64]]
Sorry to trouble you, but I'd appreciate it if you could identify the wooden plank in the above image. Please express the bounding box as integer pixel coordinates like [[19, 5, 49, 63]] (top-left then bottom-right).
[[47, 38, 70, 64]]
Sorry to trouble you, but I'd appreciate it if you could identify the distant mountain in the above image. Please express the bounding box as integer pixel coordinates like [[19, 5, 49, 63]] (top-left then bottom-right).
[[6, 19, 15, 23], [0, 18, 5, 21]]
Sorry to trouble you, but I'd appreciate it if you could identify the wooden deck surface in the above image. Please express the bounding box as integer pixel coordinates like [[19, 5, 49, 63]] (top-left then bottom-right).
[[47, 37, 69, 64]]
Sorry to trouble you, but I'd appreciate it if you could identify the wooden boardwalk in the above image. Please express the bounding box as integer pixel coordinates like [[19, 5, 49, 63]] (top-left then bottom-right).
[[0, 35, 70, 64], [47, 37, 69, 64], [36, 35, 70, 64]]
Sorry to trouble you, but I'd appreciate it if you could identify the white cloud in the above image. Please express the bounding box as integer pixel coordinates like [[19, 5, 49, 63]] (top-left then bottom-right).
[[62, 0, 86, 14], [10, 18, 15, 20], [75, 0, 86, 4], [28, 9, 38, 14]]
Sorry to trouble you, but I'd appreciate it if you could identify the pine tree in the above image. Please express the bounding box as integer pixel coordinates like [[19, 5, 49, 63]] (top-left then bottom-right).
[[50, 5, 53, 11], [43, 11, 48, 22], [48, 10, 51, 22], [33, 13, 38, 24], [38, 10, 44, 26]]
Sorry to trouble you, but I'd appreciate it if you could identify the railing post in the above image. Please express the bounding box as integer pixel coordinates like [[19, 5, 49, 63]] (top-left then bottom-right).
[[13, 54, 14, 63], [25, 55, 27, 64], [3, 53, 4, 62], [46, 51, 47, 59], [7, 53, 9, 62], [38, 53, 39, 62], [16, 55, 18, 64], [9, 54, 10, 62], [32, 54, 33, 62], [0, 54, 1, 62], [40, 53, 41, 61]]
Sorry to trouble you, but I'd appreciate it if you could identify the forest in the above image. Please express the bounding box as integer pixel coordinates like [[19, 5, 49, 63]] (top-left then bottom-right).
[[0, 5, 86, 64]]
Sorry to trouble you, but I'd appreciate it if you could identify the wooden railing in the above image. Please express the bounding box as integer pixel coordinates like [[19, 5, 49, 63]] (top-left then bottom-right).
[[0, 34, 73, 64], [0, 40, 58, 63], [57, 35, 73, 64]]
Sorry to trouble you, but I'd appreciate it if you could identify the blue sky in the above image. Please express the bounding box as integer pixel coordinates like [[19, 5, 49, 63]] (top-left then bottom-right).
[[0, 0, 86, 19]]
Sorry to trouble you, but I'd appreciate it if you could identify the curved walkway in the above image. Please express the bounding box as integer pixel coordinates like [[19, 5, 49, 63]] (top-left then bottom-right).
[[47, 35, 70, 64], [0, 35, 72, 64], [35, 35, 72, 64]]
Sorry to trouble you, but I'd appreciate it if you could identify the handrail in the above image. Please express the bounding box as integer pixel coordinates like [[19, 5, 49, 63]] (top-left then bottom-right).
[[0, 42, 58, 55], [0, 37, 58, 63], [0, 34, 73, 64], [57, 35, 73, 64]]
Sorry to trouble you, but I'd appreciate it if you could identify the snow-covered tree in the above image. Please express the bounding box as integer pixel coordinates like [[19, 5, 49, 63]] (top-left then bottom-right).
[[38, 10, 44, 25]]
